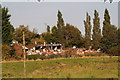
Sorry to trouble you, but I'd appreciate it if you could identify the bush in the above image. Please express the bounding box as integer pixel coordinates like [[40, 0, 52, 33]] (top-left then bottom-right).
[[39, 55, 46, 60], [85, 52, 107, 56], [27, 54, 40, 60], [2, 44, 12, 60], [47, 54, 57, 59], [108, 46, 120, 56]]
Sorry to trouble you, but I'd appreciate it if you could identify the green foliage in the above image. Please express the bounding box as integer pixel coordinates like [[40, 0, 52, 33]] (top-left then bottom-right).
[[0, 5, 2, 44], [85, 52, 107, 56], [101, 9, 118, 55], [47, 25, 50, 32], [51, 26, 59, 43], [62, 24, 83, 47], [51, 24, 84, 48], [30, 37, 46, 44], [47, 54, 62, 59], [41, 32, 53, 43], [27, 54, 41, 60], [56, 10, 65, 44], [2, 7, 14, 44], [84, 12, 92, 49], [92, 10, 101, 49], [117, 28, 120, 45], [57, 10, 64, 29], [27, 54, 63, 60], [14, 25, 36, 44], [102, 9, 111, 40], [42, 11, 84, 48]]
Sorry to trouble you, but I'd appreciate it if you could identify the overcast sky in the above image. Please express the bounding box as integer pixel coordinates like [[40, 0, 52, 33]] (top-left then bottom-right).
[[2, 1, 118, 35]]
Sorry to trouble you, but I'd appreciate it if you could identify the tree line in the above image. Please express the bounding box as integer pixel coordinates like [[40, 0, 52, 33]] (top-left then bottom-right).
[[1, 6, 119, 60]]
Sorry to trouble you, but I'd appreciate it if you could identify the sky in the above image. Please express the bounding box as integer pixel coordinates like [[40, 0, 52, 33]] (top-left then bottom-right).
[[1, 0, 119, 35]]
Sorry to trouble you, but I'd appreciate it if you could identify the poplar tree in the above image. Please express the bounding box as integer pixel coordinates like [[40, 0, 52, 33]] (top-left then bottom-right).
[[92, 10, 101, 49], [56, 10, 65, 43], [102, 9, 118, 54], [84, 12, 92, 49], [47, 25, 50, 32], [2, 7, 14, 44], [102, 9, 111, 52], [57, 10, 64, 30]]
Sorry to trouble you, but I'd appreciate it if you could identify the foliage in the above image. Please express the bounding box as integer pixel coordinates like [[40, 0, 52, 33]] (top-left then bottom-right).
[[51, 26, 59, 43], [57, 10, 64, 30], [27, 54, 41, 60], [47, 25, 50, 32], [30, 37, 46, 44], [108, 46, 120, 56], [55, 10, 65, 44], [2, 44, 14, 60], [117, 28, 120, 45], [14, 25, 36, 45], [84, 12, 92, 49], [41, 32, 53, 43], [92, 10, 102, 49], [61, 24, 84, 48], [2, 7, 14, 44], [85, 52, 107, 56], [12, 43, 23, 58], [101, 9, 118, 55], [50, 20, 84, 48]]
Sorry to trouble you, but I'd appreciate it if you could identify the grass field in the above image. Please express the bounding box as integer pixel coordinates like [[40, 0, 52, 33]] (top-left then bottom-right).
[[2, 56, 118, 78]]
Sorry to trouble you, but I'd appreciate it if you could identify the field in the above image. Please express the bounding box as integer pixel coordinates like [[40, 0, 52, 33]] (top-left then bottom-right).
[[2, 56, 118, 78]]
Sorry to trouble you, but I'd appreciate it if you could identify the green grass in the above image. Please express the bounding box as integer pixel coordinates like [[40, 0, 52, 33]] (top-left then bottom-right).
[[2, 56, 118, 78]]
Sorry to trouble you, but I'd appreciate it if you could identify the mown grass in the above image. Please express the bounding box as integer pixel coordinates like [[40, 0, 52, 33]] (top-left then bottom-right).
[[2, 56, 118, 78]]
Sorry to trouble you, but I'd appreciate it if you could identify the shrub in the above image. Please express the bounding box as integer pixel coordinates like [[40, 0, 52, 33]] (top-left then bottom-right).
[[108, 46, 120, 56], [39, 55, 46, 60], [2, 44, 12, 60], [27, 54, 40, 60], [85, 52, 107, 56], [48, 54, 57, 59]]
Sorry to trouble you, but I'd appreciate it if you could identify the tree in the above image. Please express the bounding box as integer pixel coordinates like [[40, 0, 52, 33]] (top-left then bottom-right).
[[41, 32, 53, 44], [92, 10, 101, 49], [0, 5, 1, 58], [2, 7, 14, 44], [2, 44, 12, 60], [51, 26, 58, 43], [14, 25, 35, 44], [118, 28, 120, 45], [51, 26, 58, 34], [57, 10, 64, 30], [102, 9, 111, 52], [84, 12, 92, 49], [102, 9, 118, 55], [62, 24, 83, 48], [47, 25, 50, 33], [31, 37, 46, 44]]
